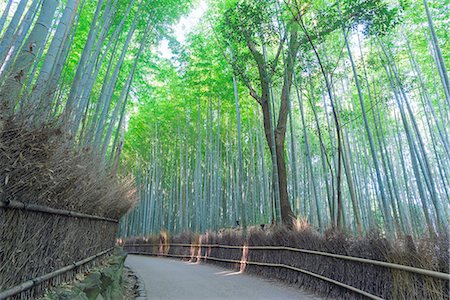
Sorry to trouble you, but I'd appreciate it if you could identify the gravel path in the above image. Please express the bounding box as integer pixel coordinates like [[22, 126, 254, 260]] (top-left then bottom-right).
[[126, 254, 321, 300]]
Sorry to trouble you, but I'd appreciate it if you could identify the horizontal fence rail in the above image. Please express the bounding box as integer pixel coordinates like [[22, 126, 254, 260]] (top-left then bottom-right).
[[127, 249, 384, 300], [125, 242, 450, 299], [125, 243, 450, 281], [0, 199, 118, 223], [0, 247, 115, 299]]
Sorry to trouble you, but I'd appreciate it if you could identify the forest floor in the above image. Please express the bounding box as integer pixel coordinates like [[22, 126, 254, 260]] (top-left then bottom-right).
[[126, 255, 324, 299]]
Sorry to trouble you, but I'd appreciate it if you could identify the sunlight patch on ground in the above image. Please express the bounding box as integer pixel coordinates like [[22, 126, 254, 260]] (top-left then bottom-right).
[[215, 270, 233, 275], [224, 271, 243, 276], [240, 244, 248, 273]]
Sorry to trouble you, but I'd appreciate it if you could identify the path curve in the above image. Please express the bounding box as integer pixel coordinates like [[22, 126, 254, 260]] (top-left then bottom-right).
[[126, 254, 321, 300]]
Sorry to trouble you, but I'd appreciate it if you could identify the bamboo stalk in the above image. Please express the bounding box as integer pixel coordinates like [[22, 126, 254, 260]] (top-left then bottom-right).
[[0, 199, 118, 223]]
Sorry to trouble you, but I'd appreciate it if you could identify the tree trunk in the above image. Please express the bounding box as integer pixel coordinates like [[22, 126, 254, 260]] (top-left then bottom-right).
[[275, 27, 299, 226], [245, 29, 297, 226]]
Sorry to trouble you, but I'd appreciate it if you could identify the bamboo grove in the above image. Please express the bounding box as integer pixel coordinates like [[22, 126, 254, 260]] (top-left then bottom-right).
[[0, 0, 192, 163], [120, 0, 449, 240], [1, 0, 446, 241]]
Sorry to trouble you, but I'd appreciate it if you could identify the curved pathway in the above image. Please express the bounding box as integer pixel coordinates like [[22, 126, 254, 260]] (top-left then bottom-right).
[[126, 254, 321, 300]]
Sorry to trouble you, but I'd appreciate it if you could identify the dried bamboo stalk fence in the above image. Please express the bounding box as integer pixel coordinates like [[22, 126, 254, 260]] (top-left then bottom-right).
[[125, 243, 450, 281], [123, 232, 449, 299], [0, 199, 119, 299], [128, 248, 383, 300], [0, 247, 114, 299]]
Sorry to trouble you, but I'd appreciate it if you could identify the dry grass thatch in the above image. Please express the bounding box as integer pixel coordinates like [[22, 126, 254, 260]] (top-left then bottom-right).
[[0, 120, 136, 218], [0, 119, 137, 299], [124, 228, 449, 299]]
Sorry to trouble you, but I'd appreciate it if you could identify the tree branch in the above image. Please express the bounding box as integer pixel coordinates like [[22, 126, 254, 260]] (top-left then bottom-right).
[[209, 22, 262, 103], [270, 32, 287, 74]]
